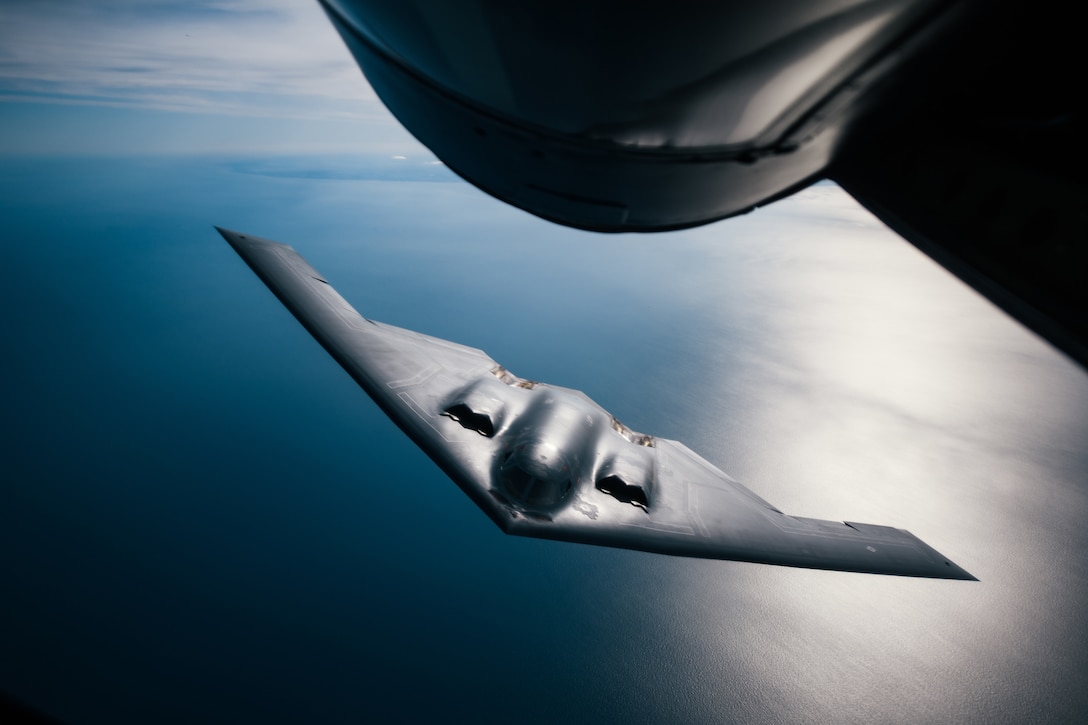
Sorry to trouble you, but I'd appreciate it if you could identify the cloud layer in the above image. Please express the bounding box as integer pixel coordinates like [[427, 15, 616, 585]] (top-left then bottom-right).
[[0, 0, 379, 119]]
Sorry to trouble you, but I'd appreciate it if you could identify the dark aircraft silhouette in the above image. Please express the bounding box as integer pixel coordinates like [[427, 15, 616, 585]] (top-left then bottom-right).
[[220, 227, 974, 579], [316, 0, 1085, 367]]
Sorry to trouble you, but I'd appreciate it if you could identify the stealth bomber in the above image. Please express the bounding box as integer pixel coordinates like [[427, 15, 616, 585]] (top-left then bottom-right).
[[220, 227, 974, 580]]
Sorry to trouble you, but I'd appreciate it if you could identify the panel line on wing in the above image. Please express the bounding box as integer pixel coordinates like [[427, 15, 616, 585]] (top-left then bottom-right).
[[616, 520, 696, 536], [269, 245, 370, 331], [387, 363, 441, 389], [397, 391, 457, 442], [686, 482, 712, 537]]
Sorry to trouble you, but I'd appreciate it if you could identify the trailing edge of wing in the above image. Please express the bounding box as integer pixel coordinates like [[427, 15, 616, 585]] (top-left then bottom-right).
[[219, 227, 976, 580]]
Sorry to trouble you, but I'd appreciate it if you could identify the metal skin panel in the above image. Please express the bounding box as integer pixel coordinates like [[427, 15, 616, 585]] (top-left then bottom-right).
[[313, 1, 1087, 369], [220, 227, 974, 580]]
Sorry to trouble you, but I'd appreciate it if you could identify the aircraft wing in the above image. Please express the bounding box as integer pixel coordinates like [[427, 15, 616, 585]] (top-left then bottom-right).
[[220, 227, 974, 580]]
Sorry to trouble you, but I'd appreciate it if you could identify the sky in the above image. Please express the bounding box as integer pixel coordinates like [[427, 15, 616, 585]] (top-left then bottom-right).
[[2, 2, 1087, 723], [0, 0, 420, 154]]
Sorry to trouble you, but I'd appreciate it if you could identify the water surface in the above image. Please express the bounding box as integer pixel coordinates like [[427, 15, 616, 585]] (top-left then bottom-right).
[[1, 155, 1085, 723]]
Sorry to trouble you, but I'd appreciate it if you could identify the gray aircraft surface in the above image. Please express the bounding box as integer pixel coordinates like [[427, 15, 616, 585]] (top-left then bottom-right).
[[315, 0, 1085, 369], [220, 227, 974, 580]]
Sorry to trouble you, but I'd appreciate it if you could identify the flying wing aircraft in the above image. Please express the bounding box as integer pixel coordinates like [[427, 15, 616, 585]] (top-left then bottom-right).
[[220, 227, 974, 580], [314, 0, 1085, 368]]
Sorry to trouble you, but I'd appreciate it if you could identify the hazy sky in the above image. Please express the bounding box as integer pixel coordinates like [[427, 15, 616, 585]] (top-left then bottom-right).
[[0, 0, 424, 154]]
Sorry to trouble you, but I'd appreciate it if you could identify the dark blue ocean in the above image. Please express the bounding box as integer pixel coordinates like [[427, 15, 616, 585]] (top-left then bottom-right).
[[2, 154, 1086, 723]]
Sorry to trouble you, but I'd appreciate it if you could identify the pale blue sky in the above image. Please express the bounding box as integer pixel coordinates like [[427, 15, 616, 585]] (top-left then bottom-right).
[[0, 0, 424, 154]]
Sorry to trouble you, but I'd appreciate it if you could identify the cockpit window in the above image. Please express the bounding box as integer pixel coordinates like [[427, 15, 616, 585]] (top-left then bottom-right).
[[596, 475, 649, 510], [443, 403, 495, 436], [499, 456, 573, 509], [502, 464, 535, 501]]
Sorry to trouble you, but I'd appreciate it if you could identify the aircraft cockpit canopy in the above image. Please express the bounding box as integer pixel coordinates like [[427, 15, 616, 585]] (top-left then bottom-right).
[[497, 441, 575, 510]]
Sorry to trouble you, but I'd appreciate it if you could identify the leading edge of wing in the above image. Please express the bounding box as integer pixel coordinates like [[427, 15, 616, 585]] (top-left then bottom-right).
[[220, 227, 976, 580], [217, 226, 516, 526]]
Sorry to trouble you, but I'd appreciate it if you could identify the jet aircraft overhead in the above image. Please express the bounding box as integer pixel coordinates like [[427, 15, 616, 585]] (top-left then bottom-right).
[[220, 227, 974, 580], [315, 0, 1086, 369]]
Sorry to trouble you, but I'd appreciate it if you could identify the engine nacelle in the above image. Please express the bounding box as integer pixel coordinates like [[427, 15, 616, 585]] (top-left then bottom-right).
[[318, 0, 943, 232]]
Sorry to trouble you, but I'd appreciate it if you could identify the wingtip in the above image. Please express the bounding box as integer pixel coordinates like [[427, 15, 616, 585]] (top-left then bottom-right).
[[944, 562, 978, 582], [215, 226, 283, 254], [214, 225, 240, 246]]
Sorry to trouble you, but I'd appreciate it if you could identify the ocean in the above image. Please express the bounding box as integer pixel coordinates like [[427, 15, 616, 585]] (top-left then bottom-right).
[[1, 154, 1086, 723]]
